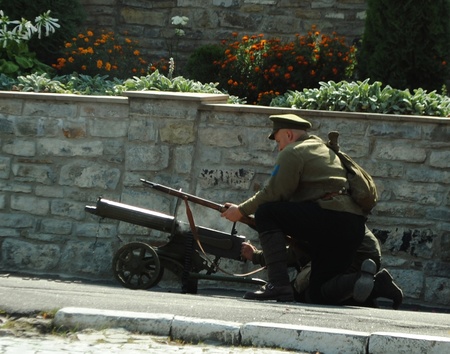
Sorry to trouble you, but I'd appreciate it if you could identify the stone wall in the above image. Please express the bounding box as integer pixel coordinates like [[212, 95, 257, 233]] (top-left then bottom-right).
[[78, 0, 367, 70], [0, 90, 449, 307]]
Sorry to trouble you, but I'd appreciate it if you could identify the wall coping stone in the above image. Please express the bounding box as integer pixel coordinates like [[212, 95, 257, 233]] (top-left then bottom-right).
[[0, 91, 128, 104]]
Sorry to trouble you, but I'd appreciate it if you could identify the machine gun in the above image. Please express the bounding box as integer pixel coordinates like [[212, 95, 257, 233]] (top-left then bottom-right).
[[85, 180, 265, 294]]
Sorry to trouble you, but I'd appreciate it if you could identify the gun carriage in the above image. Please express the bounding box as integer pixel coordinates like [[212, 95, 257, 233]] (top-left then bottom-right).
[[85, 179, 265, 294]]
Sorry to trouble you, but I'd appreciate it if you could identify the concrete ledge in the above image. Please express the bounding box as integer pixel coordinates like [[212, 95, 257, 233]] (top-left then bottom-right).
[[171, 315, 241, 345], [54, 306, 450, 353], [53, 307, 173, 336], [241, 322, 369, 354], [369, 332, 450, 354]]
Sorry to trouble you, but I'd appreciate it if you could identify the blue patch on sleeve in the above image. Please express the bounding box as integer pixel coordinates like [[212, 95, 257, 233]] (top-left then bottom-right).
[[271, 164, 280, 176]]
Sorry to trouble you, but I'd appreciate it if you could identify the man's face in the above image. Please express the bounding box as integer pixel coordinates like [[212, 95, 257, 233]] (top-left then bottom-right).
[[274, 129, 291, 151]]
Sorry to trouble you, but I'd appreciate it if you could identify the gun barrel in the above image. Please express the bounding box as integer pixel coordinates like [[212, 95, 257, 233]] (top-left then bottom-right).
[[85, 198, 176, 233]]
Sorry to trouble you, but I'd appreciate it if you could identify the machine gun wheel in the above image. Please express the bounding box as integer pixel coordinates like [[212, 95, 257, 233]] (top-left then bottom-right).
[[112, 242, 163, 290]]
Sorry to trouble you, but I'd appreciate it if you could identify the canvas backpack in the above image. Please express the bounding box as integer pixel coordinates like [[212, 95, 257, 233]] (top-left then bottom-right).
[[326, 131, 378, 215]]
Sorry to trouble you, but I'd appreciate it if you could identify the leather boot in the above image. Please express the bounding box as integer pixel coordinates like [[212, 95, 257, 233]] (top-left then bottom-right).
[[371, 269, 403, 310], [320, 258, 377, 304], [243, 230, 294, 302]]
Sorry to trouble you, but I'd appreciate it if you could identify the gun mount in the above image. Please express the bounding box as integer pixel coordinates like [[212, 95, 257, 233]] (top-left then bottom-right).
[[85, 195, 265, 294]]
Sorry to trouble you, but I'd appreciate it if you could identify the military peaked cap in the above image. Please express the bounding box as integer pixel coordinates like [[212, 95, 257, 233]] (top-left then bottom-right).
[[268, 113, 312, 140]]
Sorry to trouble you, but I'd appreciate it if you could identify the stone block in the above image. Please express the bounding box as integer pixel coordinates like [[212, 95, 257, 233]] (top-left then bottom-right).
[[51, 200, 86, 221], [23, 101, 78, 118], [442, 233, 450, 261], [128, 119, 158, 142], [11, 195, 50, 216], [424, 276, 450, 305], [373, 142, 426, 163], [0, 97, 22, 115], [0, 117, 14, 134], [60, 240, 114, 276], [160, 121, 195, 144], [1, 238, 60, 271], [59, 161, 121, 190], [0, 156, 10, 179], [76, 223, 117, 238], [125, 144, 170, 171], [35, 186, 65, 198], [2, 139, 35, 157], [388, 268, 423, 300], [37, 138, 103, 157], [0, 213, 34, 228], [80, 101, 129, 119], [12, 163, 57, 185], [199, 127, 244, 148], [406, 165, 450, 184], [174, 146, 194, 174], [120, 7, 166, 26], [430, 150, 450, 169], [39, 219, 73, 235], [88, 119, 129, 138], [15, 117, 59, 137], [369, 122, 421, 139]]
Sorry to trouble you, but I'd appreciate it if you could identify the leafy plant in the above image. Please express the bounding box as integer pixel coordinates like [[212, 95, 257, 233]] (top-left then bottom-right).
[[116, 70, 223, 94], [0, 0, 85, 66], [52, 30, 148, 79], [0, 10, 60, 77], [15, 72, 65, 93], [271, 79, 450, 117]]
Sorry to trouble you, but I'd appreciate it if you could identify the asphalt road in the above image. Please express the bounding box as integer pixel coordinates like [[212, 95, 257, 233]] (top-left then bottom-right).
[[0, 273, 449, 339]]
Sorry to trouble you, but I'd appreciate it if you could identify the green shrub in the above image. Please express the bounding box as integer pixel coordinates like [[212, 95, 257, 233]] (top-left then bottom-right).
[[358, 0, 450, 92], [271, 79, 450, 117], [185, 44, 224, 83]]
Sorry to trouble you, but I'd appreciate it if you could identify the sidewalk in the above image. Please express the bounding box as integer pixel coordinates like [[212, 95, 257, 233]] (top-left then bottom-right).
[[1, 274, 450, 353]]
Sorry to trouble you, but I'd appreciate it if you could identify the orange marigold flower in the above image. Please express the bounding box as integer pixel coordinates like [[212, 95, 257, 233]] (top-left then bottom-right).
[[97, 60, 103, 69], [87, 30, 94, 36], [125, 38, 132, 44], [78, 33, 84, 39], [332, 68, 338, 75], [87, 47, 94, 54], [442, 61, 447, 66], [68, 57, 74, 63], [132, 68, 137, 73], [65, 42, 72, 48], [105, 62, 112, 71], [284, 73, 291, 79], [287, 65, 293, 72], [232, 32, 238, 37], [254, 66, 260, 72], [310, 70, 316, 76], [81, 65, 87, 70], [84, 37, 89, 42], [133, 50, 140, 56], [227, 79, 233, 85]]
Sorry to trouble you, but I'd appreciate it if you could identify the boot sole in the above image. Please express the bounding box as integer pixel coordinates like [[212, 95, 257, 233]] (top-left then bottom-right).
[[353, 259, 376, 303]]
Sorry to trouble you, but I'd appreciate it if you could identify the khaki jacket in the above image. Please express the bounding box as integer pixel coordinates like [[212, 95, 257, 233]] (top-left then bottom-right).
[[239, 134, 365, 216]]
